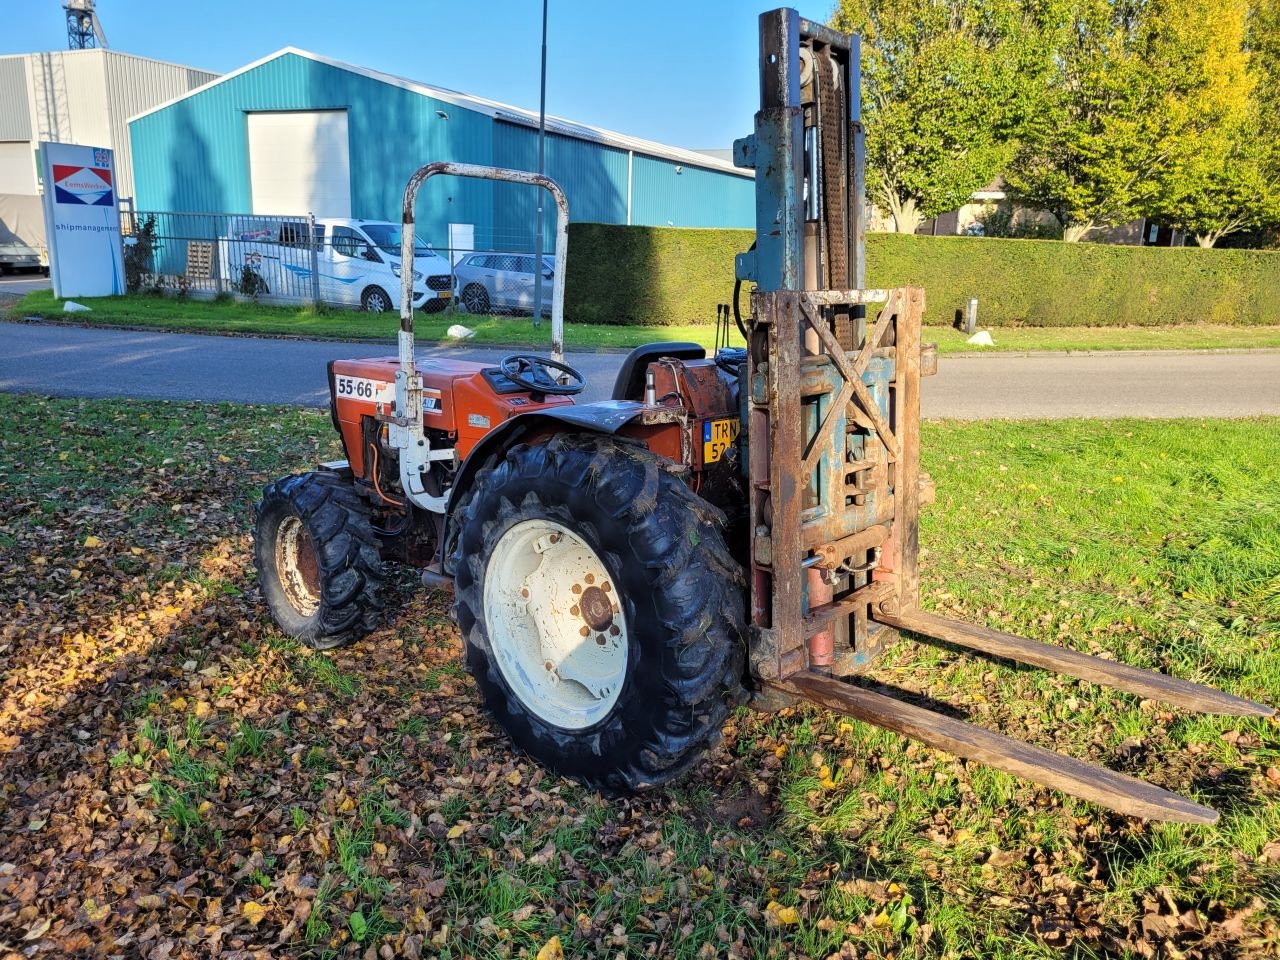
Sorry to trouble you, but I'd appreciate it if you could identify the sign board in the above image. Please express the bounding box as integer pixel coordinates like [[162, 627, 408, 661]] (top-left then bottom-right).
[[39, 142, 126, 298]]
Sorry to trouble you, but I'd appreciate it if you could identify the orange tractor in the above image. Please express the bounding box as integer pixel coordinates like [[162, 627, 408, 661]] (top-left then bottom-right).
[[255, 9, 1270, 823]]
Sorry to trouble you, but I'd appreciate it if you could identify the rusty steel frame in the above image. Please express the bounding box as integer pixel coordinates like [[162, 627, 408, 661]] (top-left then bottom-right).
[[745, 284, 1272, 823]]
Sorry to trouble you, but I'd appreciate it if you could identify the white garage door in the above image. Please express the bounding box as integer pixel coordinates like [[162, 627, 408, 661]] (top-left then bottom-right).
[[247, 111, 351, 218], [0, 141, 37, 195]]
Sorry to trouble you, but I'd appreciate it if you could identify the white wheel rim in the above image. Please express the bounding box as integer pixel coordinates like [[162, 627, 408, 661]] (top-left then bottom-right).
[[483, 519, 628, 729], [275, 515, 320, 616]]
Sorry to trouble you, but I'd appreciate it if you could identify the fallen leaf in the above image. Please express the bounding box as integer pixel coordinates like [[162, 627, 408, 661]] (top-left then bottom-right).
[[83, 535, 103, 548], [82, 898, 111, 922], [242, 901, 267, 927], [765, 901, 801, 926], [536, 935, 565, 960], [23, 916, 52, 940]]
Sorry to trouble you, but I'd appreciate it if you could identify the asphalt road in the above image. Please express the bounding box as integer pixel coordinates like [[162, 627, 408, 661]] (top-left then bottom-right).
[[0, 273, 51, 298], [2, 320, 1279, 418]]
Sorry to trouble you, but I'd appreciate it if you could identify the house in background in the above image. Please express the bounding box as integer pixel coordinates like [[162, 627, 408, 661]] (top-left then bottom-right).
[[127, 48, 756, 253], [871, 177, 1179, 246]]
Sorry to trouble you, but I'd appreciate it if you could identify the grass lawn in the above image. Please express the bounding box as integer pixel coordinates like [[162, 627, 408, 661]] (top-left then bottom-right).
[[9, 289, 1280, 354], [2, 394, 1276, 957]]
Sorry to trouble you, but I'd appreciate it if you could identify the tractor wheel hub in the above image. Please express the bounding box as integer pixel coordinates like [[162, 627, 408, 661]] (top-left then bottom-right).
[[483, 518, 628, 729]]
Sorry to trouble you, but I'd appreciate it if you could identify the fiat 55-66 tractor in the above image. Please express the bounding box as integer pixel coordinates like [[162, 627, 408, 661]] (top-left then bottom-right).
[[255, 9, 1271, 824]]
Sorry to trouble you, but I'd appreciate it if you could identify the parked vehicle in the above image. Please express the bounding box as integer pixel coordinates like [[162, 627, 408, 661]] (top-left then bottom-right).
[[219, 218, 453, 312], [454, 252, 555, 316], [0, 240, 45, 275]]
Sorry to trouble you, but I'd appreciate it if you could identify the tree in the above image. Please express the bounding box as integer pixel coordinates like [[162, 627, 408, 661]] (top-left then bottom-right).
[[833, 0, 1045, 234], [1005, 0, 1173, 241], [1146, 0, 1278, 246]]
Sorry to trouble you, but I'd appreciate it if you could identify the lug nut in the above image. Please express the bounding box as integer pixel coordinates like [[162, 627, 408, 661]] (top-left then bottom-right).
[[571, 584, 582, 595], [544, 661, 554, 671], [570, 605, 580, 617], [579, 625, 590, 637], [584, 573, 595, 584], [609, 624, 620, 636], [596, 634, 607, 646], [602, 581, 611, 593], [521, 588, 529, 598]]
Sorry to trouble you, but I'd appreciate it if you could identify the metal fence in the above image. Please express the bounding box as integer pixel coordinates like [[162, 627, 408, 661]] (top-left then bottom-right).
[[121, 209, 552, 316]]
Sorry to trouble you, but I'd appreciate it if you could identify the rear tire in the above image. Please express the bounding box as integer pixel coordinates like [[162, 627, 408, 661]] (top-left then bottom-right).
[[461, 283, 490, 315], [254, 472, 385, 649], [451, 435, 746, 792]]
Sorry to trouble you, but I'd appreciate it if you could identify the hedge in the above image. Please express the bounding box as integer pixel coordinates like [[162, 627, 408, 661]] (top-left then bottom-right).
[[564, 223, 1280, 327]]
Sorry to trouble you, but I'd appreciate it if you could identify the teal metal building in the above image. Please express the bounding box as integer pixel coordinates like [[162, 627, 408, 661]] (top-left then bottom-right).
[[127, 48, 754, 249]]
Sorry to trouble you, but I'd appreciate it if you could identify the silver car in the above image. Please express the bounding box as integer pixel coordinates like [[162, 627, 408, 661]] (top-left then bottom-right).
[[454, 253, 555, 316]]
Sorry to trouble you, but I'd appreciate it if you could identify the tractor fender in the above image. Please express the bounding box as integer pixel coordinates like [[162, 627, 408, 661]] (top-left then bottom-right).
[[440, 401, 651, 573]]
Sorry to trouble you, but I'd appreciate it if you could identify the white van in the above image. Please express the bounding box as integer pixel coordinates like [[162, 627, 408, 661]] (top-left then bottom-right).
[[219, 217, 453, 313]]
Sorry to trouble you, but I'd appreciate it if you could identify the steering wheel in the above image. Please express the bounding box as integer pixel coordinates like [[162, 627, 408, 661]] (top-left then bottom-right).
[[499, 354, 586, 396]]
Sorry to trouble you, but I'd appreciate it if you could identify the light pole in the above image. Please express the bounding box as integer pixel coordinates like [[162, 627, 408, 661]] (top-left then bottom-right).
[[531, 0, 548, 330]]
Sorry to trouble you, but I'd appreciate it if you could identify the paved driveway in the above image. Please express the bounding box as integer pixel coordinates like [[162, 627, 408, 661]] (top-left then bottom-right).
[[2, 321, 1279, 418], [0, 273, 50, 299]]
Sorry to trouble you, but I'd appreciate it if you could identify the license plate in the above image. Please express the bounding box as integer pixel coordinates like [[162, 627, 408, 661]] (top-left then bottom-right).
[[702, 418, 740, 464], [334, 374, 395, 404]]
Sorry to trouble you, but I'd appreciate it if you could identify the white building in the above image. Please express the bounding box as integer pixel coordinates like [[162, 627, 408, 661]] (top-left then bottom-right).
[[0, 48, 217, 200]]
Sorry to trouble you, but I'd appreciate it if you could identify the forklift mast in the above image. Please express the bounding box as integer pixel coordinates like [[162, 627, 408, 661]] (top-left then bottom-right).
[[735, 9, 866, 296], [726, 9, 1268, 824], [733, 9, 918, 683]]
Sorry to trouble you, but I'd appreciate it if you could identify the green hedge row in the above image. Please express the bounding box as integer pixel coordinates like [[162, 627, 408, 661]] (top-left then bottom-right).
[[564, 223, 1280, 327]]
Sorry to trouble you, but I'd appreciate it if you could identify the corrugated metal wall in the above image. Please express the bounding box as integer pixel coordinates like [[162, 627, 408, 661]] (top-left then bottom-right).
[[630, 153, 755, 228], [130, 52, 755, 248], [131, 53, 494, 244], [0, 50, 215, 200], [491, 121, 629, 250], [104, 53, 218, 198], [0, 58, 32, 140]]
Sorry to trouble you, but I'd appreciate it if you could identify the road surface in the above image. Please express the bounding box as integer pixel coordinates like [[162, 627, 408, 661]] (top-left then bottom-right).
[[2, 321, 1279, 418], [0, 273, 51, 298]]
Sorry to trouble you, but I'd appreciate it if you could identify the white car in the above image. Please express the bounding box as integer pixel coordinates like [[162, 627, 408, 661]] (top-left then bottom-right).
[[220, 218, 453, 313]]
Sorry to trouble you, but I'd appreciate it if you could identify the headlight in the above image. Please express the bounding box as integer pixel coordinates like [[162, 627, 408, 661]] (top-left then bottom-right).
[[389, 264, 424, 282]]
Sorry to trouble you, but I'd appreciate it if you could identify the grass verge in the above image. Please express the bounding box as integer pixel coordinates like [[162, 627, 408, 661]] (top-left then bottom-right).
[[0, 396, 1277, 957], [10, 289, 1280, 354]]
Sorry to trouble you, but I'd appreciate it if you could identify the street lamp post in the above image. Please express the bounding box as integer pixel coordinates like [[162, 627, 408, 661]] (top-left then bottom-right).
[[531, 0, 549, 330]]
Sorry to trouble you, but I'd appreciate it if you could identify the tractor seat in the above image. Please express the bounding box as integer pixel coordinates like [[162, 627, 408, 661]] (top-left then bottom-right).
[[611, 342, 706, 401]]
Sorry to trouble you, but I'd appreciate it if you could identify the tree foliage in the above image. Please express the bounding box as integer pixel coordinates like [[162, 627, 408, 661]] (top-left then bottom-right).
[[833, 0, 1045, 234], [1145, 0, 1280, 245], [839, 0, 1280, 245]]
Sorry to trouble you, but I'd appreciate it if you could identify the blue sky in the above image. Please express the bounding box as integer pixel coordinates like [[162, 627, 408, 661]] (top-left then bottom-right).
[[3, 0, 839, 150]]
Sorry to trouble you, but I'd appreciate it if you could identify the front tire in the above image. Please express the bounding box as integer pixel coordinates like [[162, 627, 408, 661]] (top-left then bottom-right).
[[254, 472, 385, 649], [452, 435, 745, 792], [361, 285, 393, 313]]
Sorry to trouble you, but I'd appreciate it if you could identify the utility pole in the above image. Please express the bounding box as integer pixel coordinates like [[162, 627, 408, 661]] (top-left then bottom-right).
[[531, 0, 548, 329]]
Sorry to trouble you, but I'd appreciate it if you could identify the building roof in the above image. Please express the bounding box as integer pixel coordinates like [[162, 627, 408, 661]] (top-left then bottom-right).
[[0, 46, 216, 76], [128, 47, 752, 179]]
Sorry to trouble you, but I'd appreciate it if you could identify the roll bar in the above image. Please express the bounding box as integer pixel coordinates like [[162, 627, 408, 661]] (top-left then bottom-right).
[[399, 161, 570, 370]]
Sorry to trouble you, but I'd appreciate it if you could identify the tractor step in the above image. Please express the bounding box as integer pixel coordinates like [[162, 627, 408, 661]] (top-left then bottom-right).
[[875, 608, 1274, 718], [769, 672, 1220, 824]]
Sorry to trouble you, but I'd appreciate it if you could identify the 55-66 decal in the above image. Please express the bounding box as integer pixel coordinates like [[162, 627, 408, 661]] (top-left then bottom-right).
[[334, 375, 395, 405]]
